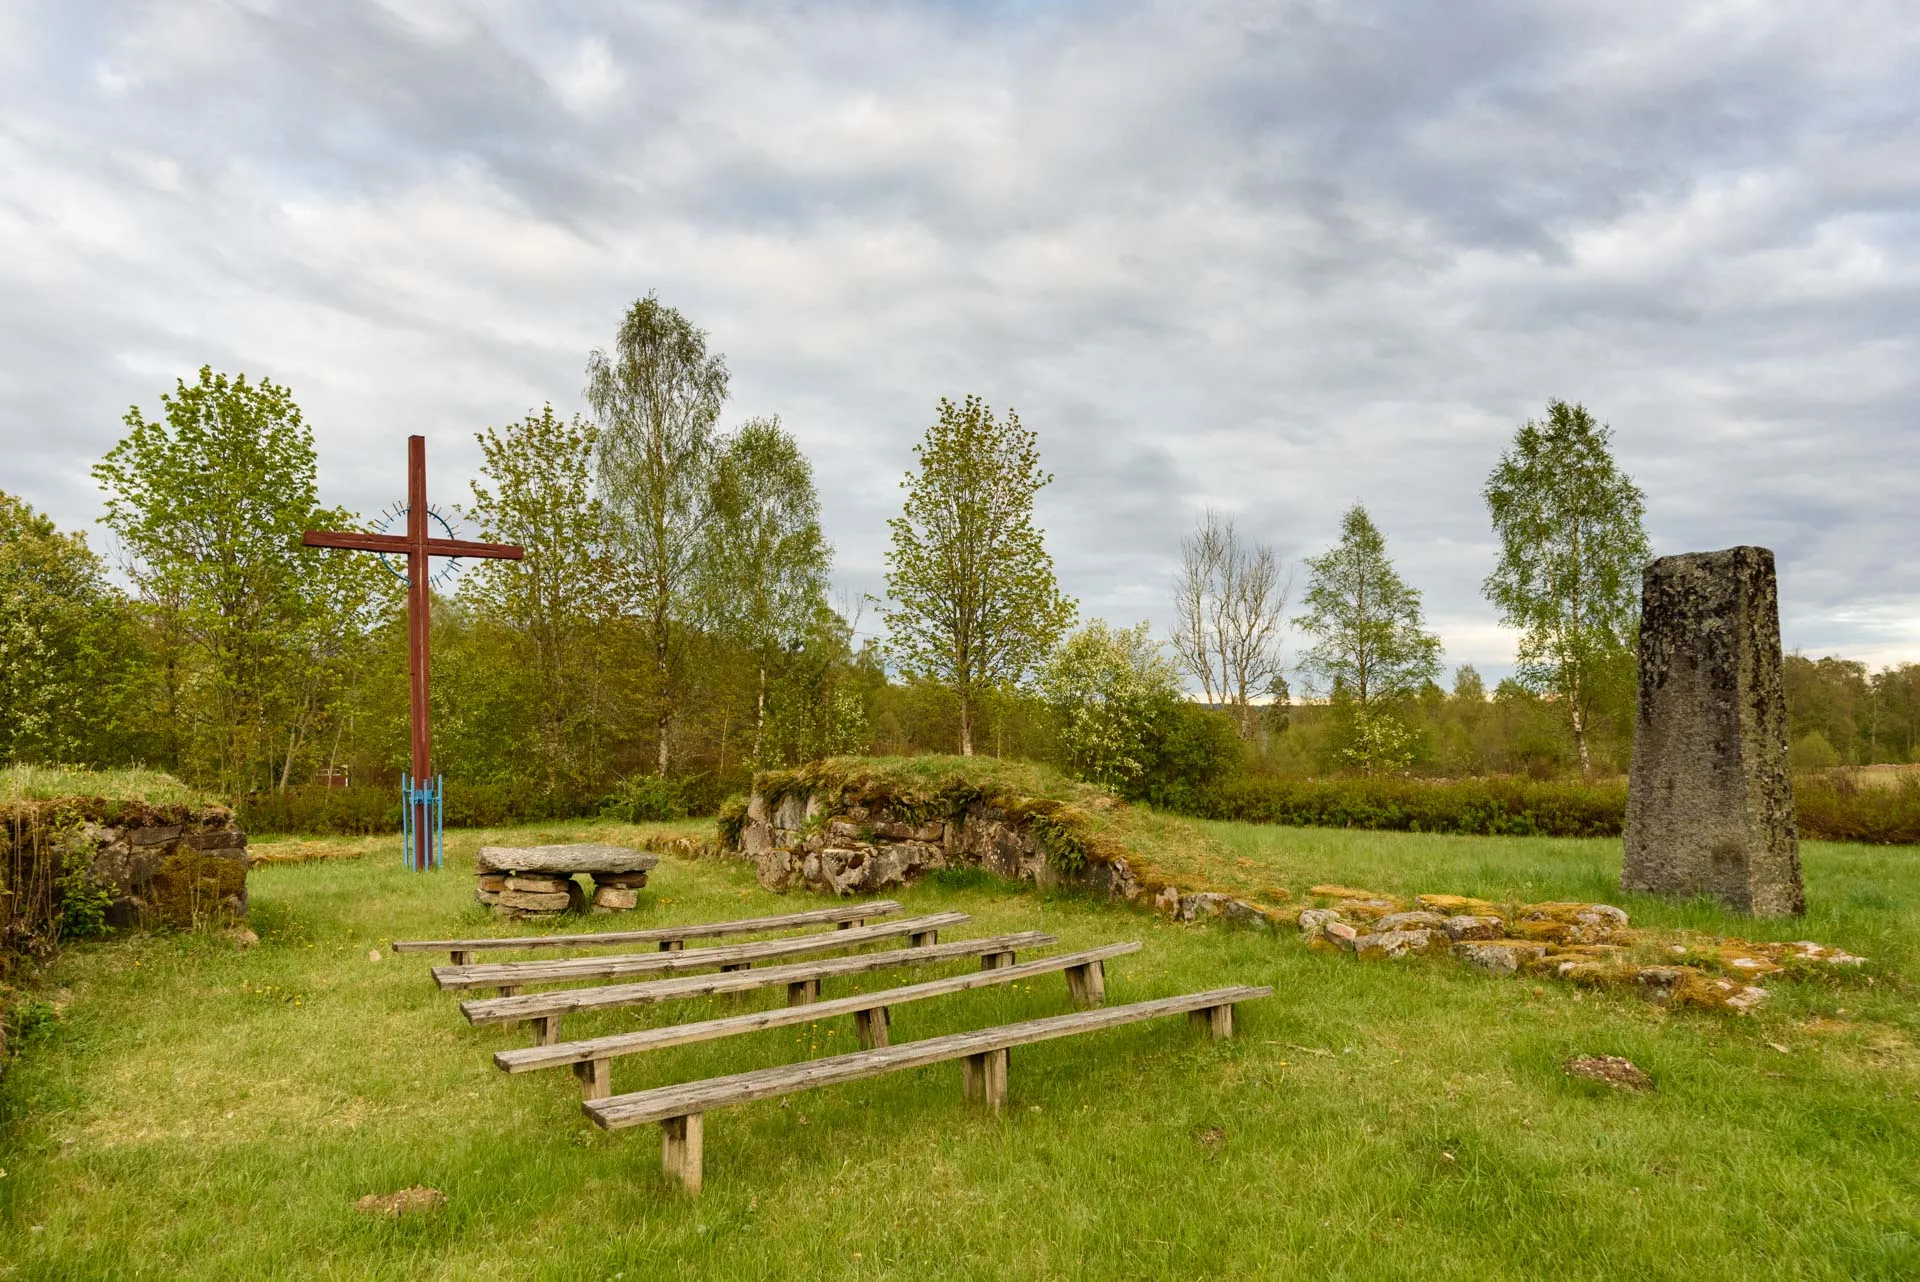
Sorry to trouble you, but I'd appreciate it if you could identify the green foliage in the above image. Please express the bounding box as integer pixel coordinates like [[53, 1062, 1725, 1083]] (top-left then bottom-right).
[[1136, 702, 1243, 810], [588, 294, 730, 773], [1784, 655, 1920, 766], [57, 857, 113, 941], [1794, 775, 1920, 844], [599, 773, 693, 823], [1793, 730, 1843, 771], [1483, 400, 1650, 774], [1040, 620, 1182, 791], [92, 367, 390, 793], [1177, 771, 1920, 844], [462, 406, 640, 791], [884, 395, 1077, 755], [1178, 773, 1630, 836], [1336, 705, 1417, 775], [0, 492, 147, 767], [1294, 503, 1440, 705], [235, 781, 611, 836]]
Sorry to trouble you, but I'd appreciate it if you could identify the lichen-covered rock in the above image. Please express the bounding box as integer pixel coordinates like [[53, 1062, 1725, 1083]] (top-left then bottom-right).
[[1353, 928, 1439, 958], [1415, 893, 1499, 916], [1523, 902, 1630, 929], [1443, 915, 1504, 941], [1453, 939, 1552, 975], [1622, 546, 1804, 917], [1332, 898, 1401, 922], [1375, 911, 1447, 932], [1298, 908, 1344, 936], [1175, 892, 1233, 922], [1310, 884, 1389, 900]]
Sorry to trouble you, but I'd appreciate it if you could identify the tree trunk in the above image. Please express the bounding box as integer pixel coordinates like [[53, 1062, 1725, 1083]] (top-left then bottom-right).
[[1570, 694, 1592, 777], [752, 664, 767, 767], [959, 694, 974, 757]]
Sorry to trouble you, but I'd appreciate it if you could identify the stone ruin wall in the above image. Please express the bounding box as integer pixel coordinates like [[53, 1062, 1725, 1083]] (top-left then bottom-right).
[[6, 803, 249, 937], [729, 787, 1277, 929]]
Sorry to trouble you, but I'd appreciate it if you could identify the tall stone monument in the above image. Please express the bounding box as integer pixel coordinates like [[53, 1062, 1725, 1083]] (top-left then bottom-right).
[[1622, 546, 1804, 916]]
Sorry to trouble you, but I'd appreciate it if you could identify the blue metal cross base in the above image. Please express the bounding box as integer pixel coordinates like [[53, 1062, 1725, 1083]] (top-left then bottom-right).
[[401, 773, 444, 871]]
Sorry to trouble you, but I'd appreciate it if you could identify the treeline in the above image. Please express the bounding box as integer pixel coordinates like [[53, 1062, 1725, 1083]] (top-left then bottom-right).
[[4, 293, 1918, 838]]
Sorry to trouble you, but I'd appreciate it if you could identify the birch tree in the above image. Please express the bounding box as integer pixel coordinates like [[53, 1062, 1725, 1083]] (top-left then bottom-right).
[[1483, 400, 1649, 775], [883, 395, 1076, 756], [587, 294, 729, 773]]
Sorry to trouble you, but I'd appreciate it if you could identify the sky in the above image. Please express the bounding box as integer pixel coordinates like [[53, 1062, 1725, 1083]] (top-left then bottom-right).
[[3, 0, 1916, 685]]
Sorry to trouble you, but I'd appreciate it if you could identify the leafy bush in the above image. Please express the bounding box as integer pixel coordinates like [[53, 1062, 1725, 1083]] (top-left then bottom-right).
[[1136, 703, 1242, 811], [1176, 772, 1920, 844], [238, 781, 605, 836], [1178, 773, 1629, 837], [58, 857, 113, 940], [1794, 776, 1920, 844], [599, 775, 692, 823]]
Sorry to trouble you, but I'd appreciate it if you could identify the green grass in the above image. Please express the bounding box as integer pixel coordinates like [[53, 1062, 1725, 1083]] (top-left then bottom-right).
[[1, 765, 217, 808], [2, 819, 1917, 1280]]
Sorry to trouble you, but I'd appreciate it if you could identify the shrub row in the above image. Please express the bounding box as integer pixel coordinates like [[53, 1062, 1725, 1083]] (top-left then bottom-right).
[[1178, 774, 1631, 837], [1174, 773, 1920, 845], [236, 773, 737, 837]]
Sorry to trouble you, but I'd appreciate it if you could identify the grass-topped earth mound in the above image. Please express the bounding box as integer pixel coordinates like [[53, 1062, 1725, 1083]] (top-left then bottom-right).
[[720, 755, 1291, 915]]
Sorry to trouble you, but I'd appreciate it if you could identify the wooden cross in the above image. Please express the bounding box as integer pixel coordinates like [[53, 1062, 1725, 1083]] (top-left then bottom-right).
[[302, 435, 523, 870]]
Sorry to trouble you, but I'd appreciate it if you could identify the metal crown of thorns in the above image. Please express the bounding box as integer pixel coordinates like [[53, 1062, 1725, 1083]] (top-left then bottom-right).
[[369, 501, 465, 588]]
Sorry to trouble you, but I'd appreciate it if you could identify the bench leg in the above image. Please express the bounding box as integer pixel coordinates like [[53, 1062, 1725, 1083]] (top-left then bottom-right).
[[980, 951, 1014, 970], [572, 1057, 610, 1101], [837, 918, 863, 931], [720, 963, 750, 973], [658, 939, 684, 953], [853, 1006, 891, 1050], [1065, 960, 1106, 1007], [962, 1048, 1009, 1114], [1190, 1003, 1234, 1040], [450, 950, 474, 967], [497, 985, 521, 998], [910, 931, 937, 948], [661, 1114, 704, 1195], [787, 978, 820, 1006], [532, 1015, 562, 1046]]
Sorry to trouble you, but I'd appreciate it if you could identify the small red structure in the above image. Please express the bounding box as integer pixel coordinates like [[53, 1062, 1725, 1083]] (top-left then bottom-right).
[[303, 436, 524, 870]]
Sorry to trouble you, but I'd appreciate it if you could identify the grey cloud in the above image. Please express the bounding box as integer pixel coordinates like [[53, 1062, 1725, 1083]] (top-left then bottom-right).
[[2, 0, 1916, 681]]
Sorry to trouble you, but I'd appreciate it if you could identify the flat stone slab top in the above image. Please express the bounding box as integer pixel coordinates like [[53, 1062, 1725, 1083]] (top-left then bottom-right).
[[475, 844, 661, 876]]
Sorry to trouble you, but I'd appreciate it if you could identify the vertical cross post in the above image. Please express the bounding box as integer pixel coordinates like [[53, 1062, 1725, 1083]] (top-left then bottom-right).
[[301, 435, 523, 872]]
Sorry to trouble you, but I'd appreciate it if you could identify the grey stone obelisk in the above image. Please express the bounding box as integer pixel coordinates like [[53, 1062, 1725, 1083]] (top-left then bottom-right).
[[1622, 546, 1804, 916]]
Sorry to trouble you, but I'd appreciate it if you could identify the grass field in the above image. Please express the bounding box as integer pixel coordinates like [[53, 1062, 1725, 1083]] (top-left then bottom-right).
[[2, 819, 1917, 1280]]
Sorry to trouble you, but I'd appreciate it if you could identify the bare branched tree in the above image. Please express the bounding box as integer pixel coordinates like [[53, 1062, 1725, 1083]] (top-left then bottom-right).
[[1169, 510, 1290, 738]]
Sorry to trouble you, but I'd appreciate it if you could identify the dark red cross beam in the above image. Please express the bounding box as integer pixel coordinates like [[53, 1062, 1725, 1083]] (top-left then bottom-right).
[[302, 435, 523, 870]]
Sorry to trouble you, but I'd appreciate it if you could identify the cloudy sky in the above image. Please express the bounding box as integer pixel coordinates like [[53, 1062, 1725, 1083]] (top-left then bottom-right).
[[4, 0, 1916, 682]]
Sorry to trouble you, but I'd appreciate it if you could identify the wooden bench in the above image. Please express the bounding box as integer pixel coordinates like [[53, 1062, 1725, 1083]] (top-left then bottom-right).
[[393, 901, 904, 965], [432, 911, 969, 995], [585, 985, 1272, 1193], [495, 942, 1142, 1097], [461, 931, 1059, 1044]]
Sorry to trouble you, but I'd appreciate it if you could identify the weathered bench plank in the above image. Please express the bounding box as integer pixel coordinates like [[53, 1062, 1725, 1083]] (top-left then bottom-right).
[[460, 932, 1058, 1030], [475, 844, 660, 875], [589, 985, 1273, 1193], [495, 942, 1143, 1088], [393, 901, 903, 963], [432, 911, 969, 992]]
